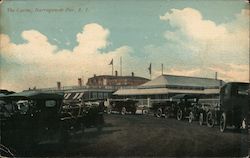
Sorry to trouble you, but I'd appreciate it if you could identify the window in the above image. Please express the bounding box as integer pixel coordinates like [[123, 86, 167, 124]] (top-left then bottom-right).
[[98, 92, 103, 99], [45, 100, 56, 107], [92, 92, 97, 99], [103, 92, 109, 98], [225, 85, 230, 97], [237, 85, 249, 96]]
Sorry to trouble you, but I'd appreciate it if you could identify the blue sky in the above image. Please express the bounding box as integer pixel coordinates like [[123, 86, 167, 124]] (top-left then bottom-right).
[[0, 0, 249, 91]]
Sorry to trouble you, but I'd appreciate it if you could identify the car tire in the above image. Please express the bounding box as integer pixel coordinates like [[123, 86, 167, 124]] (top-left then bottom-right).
[[176, 107, 183, 121], [155, 107, 162, 118], [142, 107, 148, 115], [207, 111, 215, 128], [220, 112, 226, 132], [107, 107, 112, 114], [164, 107, 171, 118], [121, 107, 126, 115]]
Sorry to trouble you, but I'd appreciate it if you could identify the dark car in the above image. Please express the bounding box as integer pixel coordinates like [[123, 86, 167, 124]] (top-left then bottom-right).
[[0, 91, 64, 147], [171, 94, 201, 121], [61, 100, 104, 132], [107, 99, 138, 115], [151, 101, 177, 118]]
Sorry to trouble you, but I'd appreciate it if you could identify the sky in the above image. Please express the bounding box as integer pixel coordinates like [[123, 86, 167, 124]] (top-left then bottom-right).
[[0, 0, 249, 92]]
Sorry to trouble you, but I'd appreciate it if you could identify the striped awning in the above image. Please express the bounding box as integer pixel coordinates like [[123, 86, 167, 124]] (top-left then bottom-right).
[[64, 92, 84, 100]]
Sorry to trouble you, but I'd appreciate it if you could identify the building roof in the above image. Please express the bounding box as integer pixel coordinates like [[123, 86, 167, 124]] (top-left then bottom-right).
[[113, 87, 220, 96], [139, 74, 224, 89], [113, 74, 224, 96], [89, 75, 149, 80]]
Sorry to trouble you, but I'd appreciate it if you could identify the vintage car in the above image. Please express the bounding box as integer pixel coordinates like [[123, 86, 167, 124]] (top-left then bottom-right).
[[151, 100, 177, 118], [1, 91, 104, 149], [106, 98, 138, 115], [61, 100, 104, 132], [203, 82, 249, 132], [0, 91, 65, 147], [171, 94, 201, 122]]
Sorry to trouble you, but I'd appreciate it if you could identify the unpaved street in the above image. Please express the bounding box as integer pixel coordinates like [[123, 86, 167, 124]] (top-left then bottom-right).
[[14, 114, 249, 157]]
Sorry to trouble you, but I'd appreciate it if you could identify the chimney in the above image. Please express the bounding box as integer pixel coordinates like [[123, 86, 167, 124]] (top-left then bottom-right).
[[131, 72, 134, 77], [215, 72, 218, 80], [115, 70, 118, 76], [94, 74, 96, 77], [78, 78, 82, 87], [57, 82, 61, 90]]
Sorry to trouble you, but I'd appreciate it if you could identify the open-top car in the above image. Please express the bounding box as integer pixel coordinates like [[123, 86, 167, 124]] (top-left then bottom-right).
[[106, 98, 138, 115], [171, 94, 201, 122]]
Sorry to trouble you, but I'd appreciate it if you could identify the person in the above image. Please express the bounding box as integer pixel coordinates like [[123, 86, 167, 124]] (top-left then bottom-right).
[[17, 100, 29, 114]]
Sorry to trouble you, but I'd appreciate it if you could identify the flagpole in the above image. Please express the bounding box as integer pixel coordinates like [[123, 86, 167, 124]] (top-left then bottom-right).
[[120, 56, 122, 76], [161, 63, 163, 75], [109, 59, 114, 76], [148, 63, 152, 80], [112, 64, 113, 76]]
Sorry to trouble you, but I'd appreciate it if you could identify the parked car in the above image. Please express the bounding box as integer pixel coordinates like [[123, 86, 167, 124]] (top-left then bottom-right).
[[171, 94, 201, 121], [1, 91, 65, 147], [151, 101, 177, 118], [1, 91, 105, 148], [106, 99, 138, 115]]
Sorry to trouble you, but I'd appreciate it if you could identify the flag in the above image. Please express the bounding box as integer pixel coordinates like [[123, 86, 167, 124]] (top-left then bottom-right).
[[109, 59, 113, 65], [148, 63, 151, 75]]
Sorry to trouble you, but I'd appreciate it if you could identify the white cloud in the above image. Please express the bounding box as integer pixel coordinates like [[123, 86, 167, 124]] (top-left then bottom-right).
[[160, 8, 249, 61], [160, 8, 227, 41], [168, 68, 201, 77], [0, 23, 132, 91], [208, 64, 249, 82], [158, 8, 249, 81]]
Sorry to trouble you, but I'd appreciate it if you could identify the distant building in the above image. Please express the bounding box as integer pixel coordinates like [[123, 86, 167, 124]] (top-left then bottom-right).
[[113, 74, 225, 99], [86, 72, 149, 88], [24, 73, 149, 102]]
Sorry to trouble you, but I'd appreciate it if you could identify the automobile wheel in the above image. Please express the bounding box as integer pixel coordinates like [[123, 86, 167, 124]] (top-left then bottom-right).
[[176, 107, 183, 121], [155, 107, 162, 118], [121, 107, 126, 115], [188, 111, 194, 123], [207, 111, 215, 128], [164, 107, 171, 118], [220, 112, 226, 132], [107, 107, 112, 114], [142, 107, 148, 115], [199, 113, 204, 126]]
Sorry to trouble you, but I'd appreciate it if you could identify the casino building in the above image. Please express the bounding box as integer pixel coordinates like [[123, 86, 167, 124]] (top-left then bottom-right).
[[86, 72, 149, 88], [113, 74, 225, 99]]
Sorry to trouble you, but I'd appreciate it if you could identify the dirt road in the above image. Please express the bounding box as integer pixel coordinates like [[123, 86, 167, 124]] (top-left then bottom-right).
[[14, 114, 249, 157]]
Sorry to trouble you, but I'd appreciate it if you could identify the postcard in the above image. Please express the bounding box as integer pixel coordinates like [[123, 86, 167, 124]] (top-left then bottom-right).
[[0, 0, 249, 157]]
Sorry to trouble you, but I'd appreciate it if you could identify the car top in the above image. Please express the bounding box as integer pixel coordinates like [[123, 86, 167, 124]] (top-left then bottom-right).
[[0, 91, 64, 100]]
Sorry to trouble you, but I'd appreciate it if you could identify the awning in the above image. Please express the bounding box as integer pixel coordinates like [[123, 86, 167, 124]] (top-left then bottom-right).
[[64, 92, 84, 100]]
